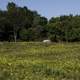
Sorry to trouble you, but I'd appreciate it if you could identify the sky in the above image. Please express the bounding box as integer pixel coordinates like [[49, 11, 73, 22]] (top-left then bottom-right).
[[0, 0, 80, 19]]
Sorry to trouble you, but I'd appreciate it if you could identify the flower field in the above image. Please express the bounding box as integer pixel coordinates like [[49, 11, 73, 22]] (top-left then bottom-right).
[[0, 42, 80, 80]]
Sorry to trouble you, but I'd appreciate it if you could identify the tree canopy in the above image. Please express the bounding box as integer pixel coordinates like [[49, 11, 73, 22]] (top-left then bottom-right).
[[0, 2, 80, 42]]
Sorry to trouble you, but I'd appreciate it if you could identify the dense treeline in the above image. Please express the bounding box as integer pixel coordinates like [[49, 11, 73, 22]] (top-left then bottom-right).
[[0, 2, 80, 42]]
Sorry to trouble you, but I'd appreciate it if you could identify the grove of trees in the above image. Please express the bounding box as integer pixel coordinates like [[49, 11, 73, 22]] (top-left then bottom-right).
[[0, 2, 80, 42]]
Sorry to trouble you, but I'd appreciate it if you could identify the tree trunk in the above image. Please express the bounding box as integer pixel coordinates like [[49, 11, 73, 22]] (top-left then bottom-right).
[[65, 31, 68, 42], [13, 25, 17, 43], [14, 31, 17, 42]]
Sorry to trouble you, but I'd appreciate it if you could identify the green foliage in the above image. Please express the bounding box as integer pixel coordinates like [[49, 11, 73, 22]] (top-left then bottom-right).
[[0, 2, 48, 41], [48, 15, 80, 42], [19, 28, 34, 41], [0, 2, 80, 42]]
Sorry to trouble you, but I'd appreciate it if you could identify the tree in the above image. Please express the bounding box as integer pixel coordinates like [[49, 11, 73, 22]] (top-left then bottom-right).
[[7, 2, 34, 42]]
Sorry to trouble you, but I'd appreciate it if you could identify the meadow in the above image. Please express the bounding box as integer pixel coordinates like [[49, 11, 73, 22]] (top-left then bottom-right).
[[0, 42, 80, 80]]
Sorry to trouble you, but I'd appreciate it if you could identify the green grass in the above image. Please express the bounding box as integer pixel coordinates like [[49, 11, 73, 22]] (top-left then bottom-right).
[[0, 42, 80, 80]]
